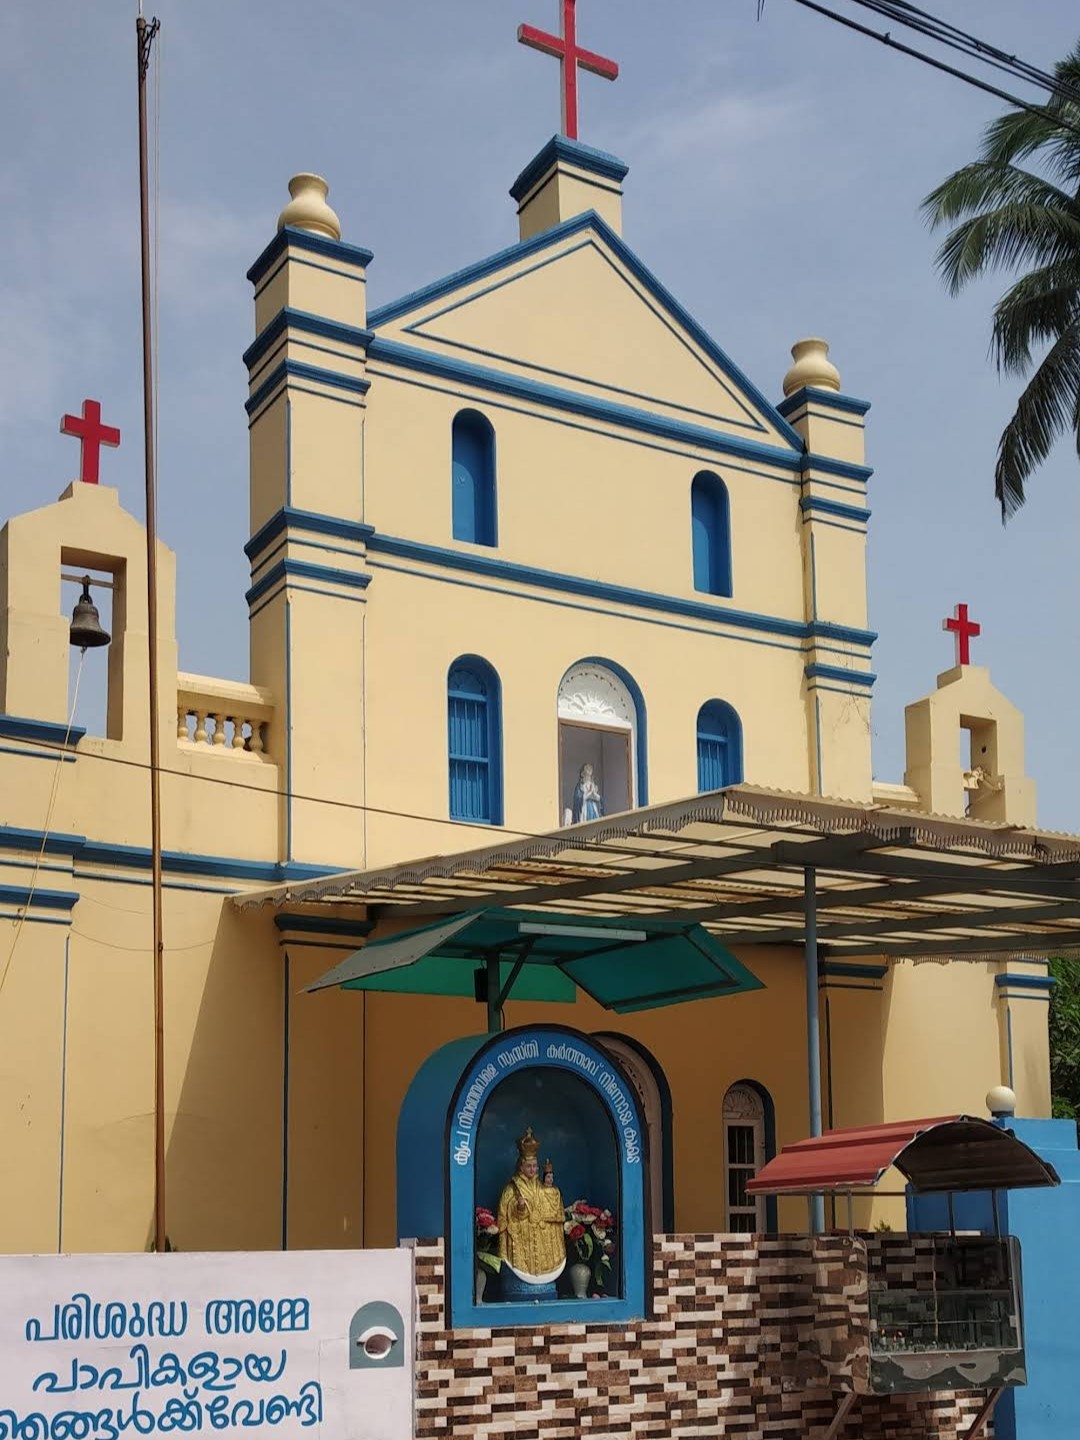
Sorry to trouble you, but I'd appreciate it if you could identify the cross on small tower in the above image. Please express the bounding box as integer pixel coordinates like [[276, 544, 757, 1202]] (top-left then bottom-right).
[[60, 399, 121, 486], [518, 0, 619, 141], [944, 603, 981, 667]]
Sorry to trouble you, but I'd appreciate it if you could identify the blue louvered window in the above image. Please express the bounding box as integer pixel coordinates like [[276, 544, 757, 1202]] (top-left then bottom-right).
[[448, 659, 502, 824], [691, 471, 732, 597], [697, 700, 743, 792], [452, 410, 497, 547]]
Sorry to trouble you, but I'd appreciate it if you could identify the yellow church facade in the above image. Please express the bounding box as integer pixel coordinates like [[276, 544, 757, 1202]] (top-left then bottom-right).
[[0, 136, 1052, 1258]]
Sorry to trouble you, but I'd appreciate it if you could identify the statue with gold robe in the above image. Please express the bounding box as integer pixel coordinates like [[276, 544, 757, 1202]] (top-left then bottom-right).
[[497, 1127, 566, 1286]]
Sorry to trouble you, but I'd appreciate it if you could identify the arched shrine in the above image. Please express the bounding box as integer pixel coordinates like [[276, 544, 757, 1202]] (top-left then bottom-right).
[[398, 1026, 648, 1327]]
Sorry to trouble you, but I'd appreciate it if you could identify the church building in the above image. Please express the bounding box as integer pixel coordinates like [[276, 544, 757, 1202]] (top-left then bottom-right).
[[1, 8, 1076, 1437]]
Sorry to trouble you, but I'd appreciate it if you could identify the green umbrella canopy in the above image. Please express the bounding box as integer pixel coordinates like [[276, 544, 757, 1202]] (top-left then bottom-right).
[[305, 908, 762, 1014]]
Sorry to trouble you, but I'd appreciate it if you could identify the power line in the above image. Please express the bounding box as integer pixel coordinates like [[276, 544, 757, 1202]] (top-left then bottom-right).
[[760, 0, 1080, 143]]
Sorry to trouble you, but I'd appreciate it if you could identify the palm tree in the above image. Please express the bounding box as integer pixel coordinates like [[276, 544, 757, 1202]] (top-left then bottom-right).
[[922, 42, 1080, 517]]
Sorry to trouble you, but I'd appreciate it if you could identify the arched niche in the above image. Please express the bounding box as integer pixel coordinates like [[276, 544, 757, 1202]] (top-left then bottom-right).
[[593, 1032, 674, 1233], [556, 659, 647, 825], [444, 1025, 649, 1327]]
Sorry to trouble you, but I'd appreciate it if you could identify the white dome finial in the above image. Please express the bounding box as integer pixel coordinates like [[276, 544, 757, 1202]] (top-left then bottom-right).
[[783, 337, 841, 397], [277, 173, 341, 241], [986, 1084, 1017, 1119]]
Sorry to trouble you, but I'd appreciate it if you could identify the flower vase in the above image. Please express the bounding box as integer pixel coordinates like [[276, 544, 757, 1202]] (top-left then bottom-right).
[[475, 1265, 488, 1305], [569, 1261, 591, 1299]]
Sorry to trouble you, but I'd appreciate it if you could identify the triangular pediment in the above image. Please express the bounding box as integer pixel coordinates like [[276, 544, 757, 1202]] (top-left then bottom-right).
[[369, 214, 799, 451]]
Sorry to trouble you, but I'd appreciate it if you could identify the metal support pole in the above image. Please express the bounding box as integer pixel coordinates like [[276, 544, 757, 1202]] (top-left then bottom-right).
[[485, 955, 503, 1034], [137, 12, 166, 1258], [805, 867, 825, 1234], [961, 1387, 1002, 1440]]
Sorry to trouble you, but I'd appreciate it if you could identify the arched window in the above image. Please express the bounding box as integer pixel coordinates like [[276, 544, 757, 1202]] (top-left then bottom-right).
[[452, 410, 497, 547], [691, 471, 732, 597], [556, 660, 647, 826], [697, 700, 743, 792], [723, 1082, 772, 1233], [448, 657, 502, 824]]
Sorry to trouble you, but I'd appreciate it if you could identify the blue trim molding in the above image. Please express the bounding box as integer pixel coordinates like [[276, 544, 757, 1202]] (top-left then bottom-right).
[[369, 336, 800, 471], [369, 210, 804, 452], [243, 307, 373, 372], [246, 558, 371, 609], [246, 507, 374, 564], [366, 531, 877, 649], [778, 387, 871, 419], [274, 912, 375, 939], [800, 495, 871, 524], [0, 884, 79, 913], [247, 225, 373, 289], [805, 663, 876, 689], [0, 823, 340, 887], [818, 961, 889, 981], [246, 359, 371, 417], [0, 715, 87, 748], [802, 454, 874, 483], [995, 973, 1057, 993], [510, 136, 629, 202]]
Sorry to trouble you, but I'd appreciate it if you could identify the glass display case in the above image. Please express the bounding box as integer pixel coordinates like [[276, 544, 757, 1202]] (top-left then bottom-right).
[[867, 1235, 1025, 1395]]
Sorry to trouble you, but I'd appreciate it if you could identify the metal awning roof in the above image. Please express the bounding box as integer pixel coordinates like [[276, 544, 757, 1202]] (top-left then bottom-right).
[[746, 1116, 1061, 1195], [232, 785, 1080, 961], [305, 908, 763, 1012]]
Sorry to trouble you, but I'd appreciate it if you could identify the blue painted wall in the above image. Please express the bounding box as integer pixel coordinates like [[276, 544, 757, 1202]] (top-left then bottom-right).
[[908, 1118, 1080, 1440]]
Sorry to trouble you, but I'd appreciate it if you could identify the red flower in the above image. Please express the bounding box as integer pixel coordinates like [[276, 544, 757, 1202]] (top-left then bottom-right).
[[474, 1207, 497, 1230], [568, 1224, 585, 1241]]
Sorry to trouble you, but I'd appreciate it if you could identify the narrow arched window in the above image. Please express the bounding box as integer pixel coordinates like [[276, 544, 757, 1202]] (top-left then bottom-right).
[[697, 700, 743, 792], [452, 410, 497, 547], [723, 1083, 771, 1233], [691, 471, 731, 596], [448, 658, 502, 824]]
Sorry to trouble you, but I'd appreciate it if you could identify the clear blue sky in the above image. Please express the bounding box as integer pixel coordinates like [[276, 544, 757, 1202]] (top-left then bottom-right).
[[2, 2, 1077, 827]]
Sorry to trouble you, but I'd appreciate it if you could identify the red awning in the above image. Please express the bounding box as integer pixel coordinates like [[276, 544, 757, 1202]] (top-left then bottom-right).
[[747, 1115, 1060, 1196]]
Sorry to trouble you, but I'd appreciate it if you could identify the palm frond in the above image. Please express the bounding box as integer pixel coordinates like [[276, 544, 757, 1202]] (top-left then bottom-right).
[[991, 261, 1080, 375], [932, 203, 1080, 296], [923, 163, 1077, 228], [995, 322, 1080, 517]]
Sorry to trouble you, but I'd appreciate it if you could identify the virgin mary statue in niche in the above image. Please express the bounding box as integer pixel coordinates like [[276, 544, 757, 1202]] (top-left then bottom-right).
[[497, 1128, 566, 1298], [571, 764, 603, 824]]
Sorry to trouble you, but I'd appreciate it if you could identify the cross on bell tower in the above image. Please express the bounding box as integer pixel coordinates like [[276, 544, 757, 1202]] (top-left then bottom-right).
[[944, 603, 981, 667], [60, 398, 121, 485], [518, 0, 619, 141]]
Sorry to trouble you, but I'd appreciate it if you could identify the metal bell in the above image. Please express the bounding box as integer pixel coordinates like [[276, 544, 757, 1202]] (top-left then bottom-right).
[[69, 577, 110, 650]]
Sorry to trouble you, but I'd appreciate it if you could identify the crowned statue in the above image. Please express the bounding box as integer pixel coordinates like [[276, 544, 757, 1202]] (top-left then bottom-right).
[[496, 1127, 566, 1295]]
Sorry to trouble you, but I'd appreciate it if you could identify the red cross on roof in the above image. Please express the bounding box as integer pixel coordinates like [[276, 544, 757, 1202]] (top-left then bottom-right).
[[518, 0, 619, 141], [60, 399, 120, 485], [944, 603, 981, 667]]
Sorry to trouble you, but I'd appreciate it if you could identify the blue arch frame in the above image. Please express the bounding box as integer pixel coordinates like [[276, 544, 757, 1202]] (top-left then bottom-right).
[[568, 656, 649, 807], [446, 1025, 649, 1328], [727, 1077, 778, 1235], [696, 698, 743, 792], [451, 409, 497, 547], [691, 470, 732, 597], [447, 656, 503, 825]]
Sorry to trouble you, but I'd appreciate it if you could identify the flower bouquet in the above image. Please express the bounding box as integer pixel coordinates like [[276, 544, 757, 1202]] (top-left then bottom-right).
[[563, 1200, 616, 1297], [474, 1206, 502, 1278]]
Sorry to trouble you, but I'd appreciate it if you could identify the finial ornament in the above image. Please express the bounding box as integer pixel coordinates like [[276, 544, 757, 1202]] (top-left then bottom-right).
[[782, 337, 841, 397], [277, 173, 342, 241]]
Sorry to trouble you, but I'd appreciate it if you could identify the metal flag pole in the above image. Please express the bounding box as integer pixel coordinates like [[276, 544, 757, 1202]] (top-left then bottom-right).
[[136, 10, 166, 1256]]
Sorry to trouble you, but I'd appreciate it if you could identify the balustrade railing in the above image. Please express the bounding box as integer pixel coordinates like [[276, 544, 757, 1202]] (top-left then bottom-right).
[[176, 674, 274, 758]]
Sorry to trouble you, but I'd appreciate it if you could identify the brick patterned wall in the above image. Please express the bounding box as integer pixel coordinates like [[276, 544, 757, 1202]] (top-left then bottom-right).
[[413, 1235, 991, 1439]]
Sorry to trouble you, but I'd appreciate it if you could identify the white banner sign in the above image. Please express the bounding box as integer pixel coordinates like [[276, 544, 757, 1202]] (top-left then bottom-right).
[[0, 1249, 413, 1440]]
